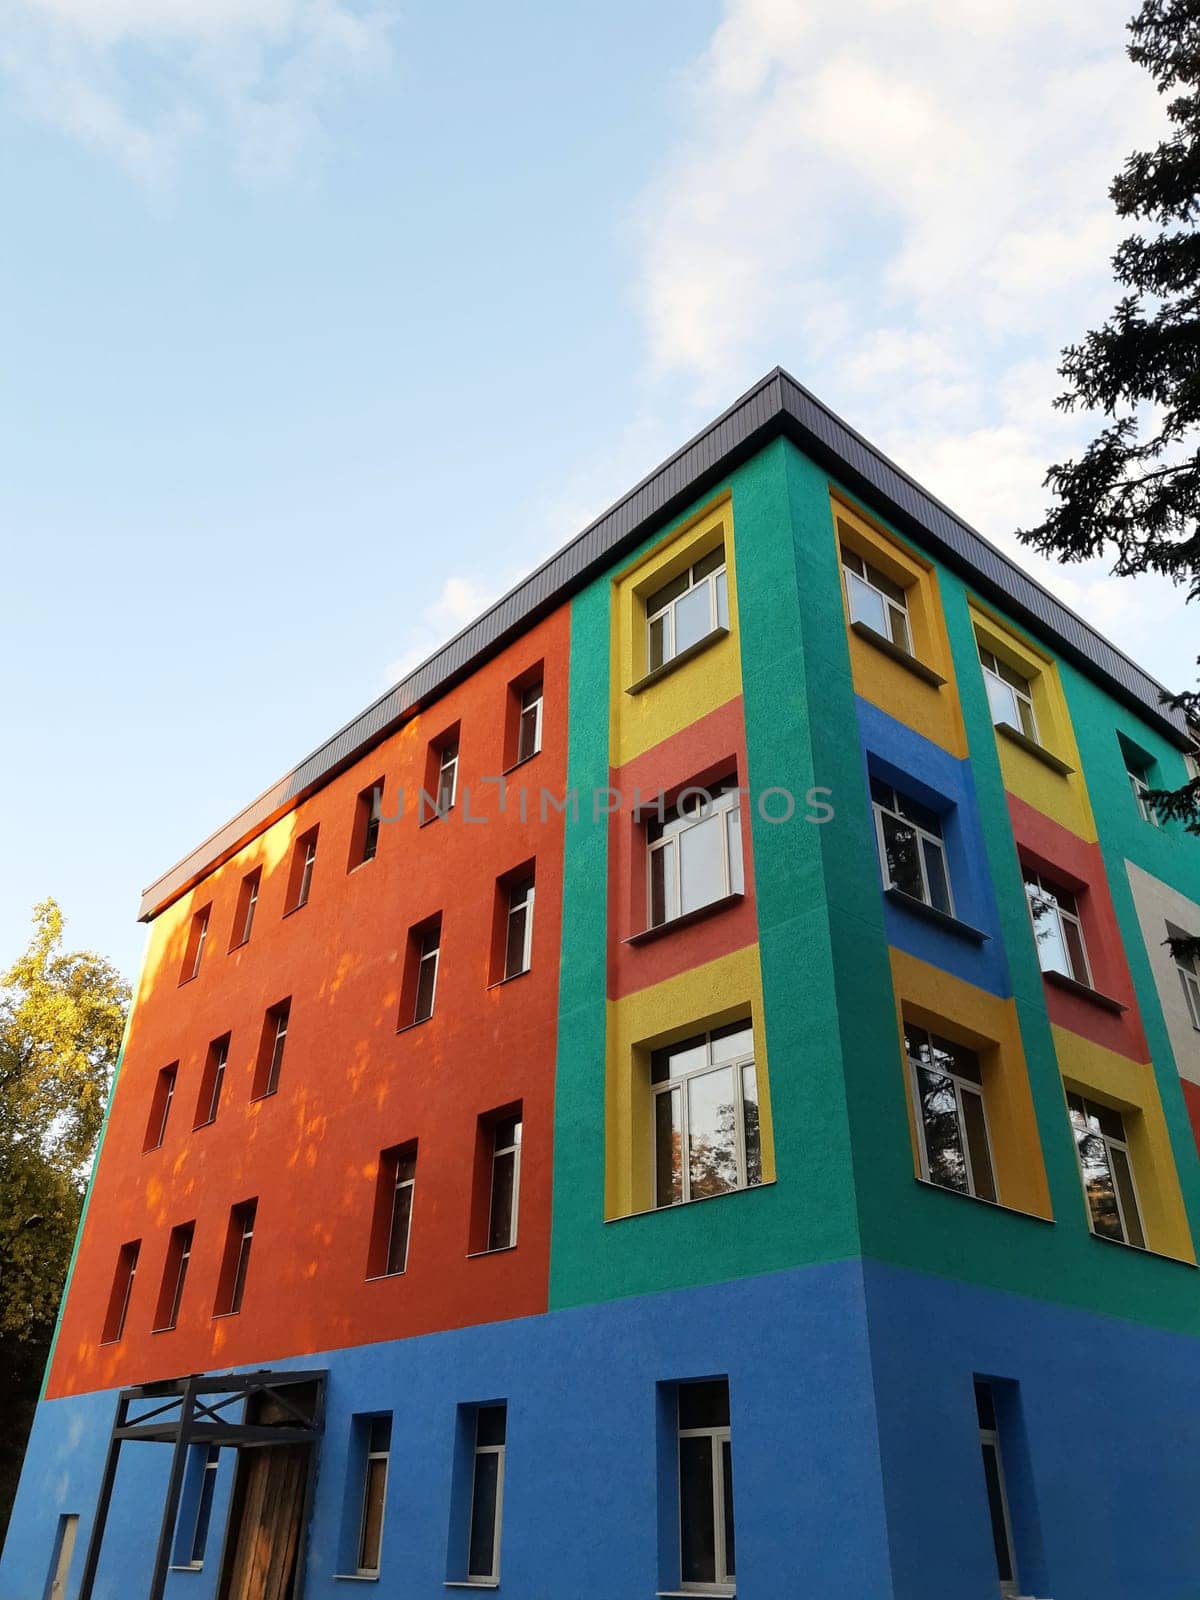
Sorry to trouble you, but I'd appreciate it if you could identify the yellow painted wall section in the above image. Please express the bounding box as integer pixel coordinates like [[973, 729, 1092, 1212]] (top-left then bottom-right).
[[1051, 1023, 1195, 1264], [605, 943, 775, 1219], [831, 493, 967, 758], [969, 601, 1097, 843], [609, 494, 744, 769], [888, 948, 1053, 1220]]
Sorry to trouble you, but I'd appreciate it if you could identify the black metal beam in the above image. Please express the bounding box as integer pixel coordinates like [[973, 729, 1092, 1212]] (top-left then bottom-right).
[[148, 1375, 197, 1600], [76, 1394, 128, 1600]]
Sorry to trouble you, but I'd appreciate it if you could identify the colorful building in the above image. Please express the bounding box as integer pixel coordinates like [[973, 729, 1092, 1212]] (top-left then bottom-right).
[[6, 368, 1200, 1600]]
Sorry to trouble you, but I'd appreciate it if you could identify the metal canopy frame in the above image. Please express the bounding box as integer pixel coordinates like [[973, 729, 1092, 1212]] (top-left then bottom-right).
[[77, 1368, 326, 1600]]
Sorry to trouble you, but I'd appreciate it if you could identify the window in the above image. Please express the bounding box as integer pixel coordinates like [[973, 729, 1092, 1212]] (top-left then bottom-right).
[[975, 1382, 1019, 1598], [653, 1023, 762, 1209], [413, 922, 440, 1024], [871, 778, 952, 914], [231, 868, 260, 949], [1121, 740, 1160, 825], [143, 1063, 177, 1153], [194, 1034, 230, 1128], [353, 781, 385, 867], [516, 681, 543, 764], [46, 1513, 79, 1600], [1024, 873, 1091, 986], [467, 1405, 506, 1583], [189, 1447, 220, 1566], [215, 1200, 256, 1316], [357, 1417, 391, 1576], [979, 646, 1038, 742], [487, 1115, 522, 1251], [437, 741, 459, 816], [904, 1023, 997, 1202], [648, 779, 744, 928], [287, 827, 319, 912], [252, 1000, 290, 1099], [1066, 1092, 1145, 1248], [841, 546, 911, 653], [677, 1380, 735, 1594], [1170, 925, 1200, 1030], [504, 876, 535, 979], [180, 905, 210, 984], [646, 545, 729, 672], [101, 1241, 139, 1344], [369, 1144, 417, 1277], [153, 1222, 194, 1332]]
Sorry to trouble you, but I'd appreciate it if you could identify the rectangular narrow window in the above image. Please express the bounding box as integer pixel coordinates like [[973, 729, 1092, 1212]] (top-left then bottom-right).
[[516, 681, 543, 764], [841, 545, 912, 653], [180, 905, 210, 984], [1066, 1092, 1145, 1248], [648, 778, 744, 928], [351, 780, 385, 868], [101, 1240, 140, 1344], [143, 1062, 178, 1152], [215, 1200, 257, 1316], [905, 1023, 998, 1203], [194, 1033, 231, 1128], [504, 876, 535, 979], [437, 740, 459, 815], [677, 1380, 735, 1593], [1120, 736, 1161, 825], [871, 778, 952, 915], [231, 868, 261, 949], [978, 644, 1038, 742], [369, 1143, 417, 1277], [488, 1115, 522, 1251], [467, 1405, 506, 1582], [975, 1381, 1019, 1597], [646, 544, 729, 672], [1024, 872, 1092, 986], [46, 1513, 79, 1600], [190, 1447, 220, 1566], [413, 920, 441, 1025], [653, 1023, 762, 1208], [252, 999, 291, 1099], [286, 826, 319, 912], [153, 1221, 194, 1332], [357, 1416, 391, 1575], [1169, 923, 1200, 1029]]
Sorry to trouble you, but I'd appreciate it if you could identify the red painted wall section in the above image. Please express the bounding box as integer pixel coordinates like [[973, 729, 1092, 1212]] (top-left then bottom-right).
[[607, 696, 757, 1001], [1007, 793, 1149, 1062], [47, 607, 571, 1400], [1181, 1079, 1200, 1158]]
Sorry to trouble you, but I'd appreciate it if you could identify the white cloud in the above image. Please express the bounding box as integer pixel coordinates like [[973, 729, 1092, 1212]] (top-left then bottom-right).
[[629, 0, 1196, 690], [0, 0, 397, 181], [383, 575, 503, 688]]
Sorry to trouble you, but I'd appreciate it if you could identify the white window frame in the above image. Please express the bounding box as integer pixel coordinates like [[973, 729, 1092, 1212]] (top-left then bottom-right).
[[1023, 872, 1092, 987], [841, 546, 912, 653], [906, 1027, 998, 1203], [504, 879, 535, 978], [414, 926, 440, 1022], [653, 1028, 760, 1208], [356, 1418, 390, 1576], [437, 742, 459, 814], [1128, 765, 1160, 826], [648, 786, 743, 928], [188, 909, 209, 980], [1067, 1092, 1146, 1249], [976, 1387, 1019, 1599], [361, 782, 384, 861], [645, 547, 728, 670], [677, 1399, 734, 1595], [106, 1244, 138, 1343], [263, 1004, 289, 1096], [188, 1445, 220, 1567], [487, 1117, 521, 1250], [159, 1223, 193, 1332], [296, 836, 317, 908], [238, 872, 260, 945], [870, 781, 953, 915], [979, 645, 1039, 743], [384, 1149, 416, 1276], [228, 1206, 255, 1314], [150, 1066, 176, 1150], [1173, 933, 1200, 1030], [516, 682, 543, 763], [200, 1038, 229, 1127], [467, 1410, 506, 1583]]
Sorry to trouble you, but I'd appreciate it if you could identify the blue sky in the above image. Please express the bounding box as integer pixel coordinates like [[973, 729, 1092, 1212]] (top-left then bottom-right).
[[0, 0, 1192, 983]]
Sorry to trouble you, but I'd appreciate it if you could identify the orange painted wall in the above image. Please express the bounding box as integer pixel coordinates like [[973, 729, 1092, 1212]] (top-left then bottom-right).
[[48, 606, 571, 1399]]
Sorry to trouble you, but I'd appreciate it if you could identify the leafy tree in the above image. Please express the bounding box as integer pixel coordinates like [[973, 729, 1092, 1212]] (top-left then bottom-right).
[[0, 900, 129, 1541], [1018, 0, 1200, 853]]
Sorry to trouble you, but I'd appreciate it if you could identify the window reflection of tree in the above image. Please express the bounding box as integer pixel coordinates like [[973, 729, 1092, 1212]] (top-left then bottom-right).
[[917, 1066, 969, 1192]]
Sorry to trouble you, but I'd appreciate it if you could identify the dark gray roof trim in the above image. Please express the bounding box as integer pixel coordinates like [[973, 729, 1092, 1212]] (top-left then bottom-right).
[[138, 367, 1187, 921]]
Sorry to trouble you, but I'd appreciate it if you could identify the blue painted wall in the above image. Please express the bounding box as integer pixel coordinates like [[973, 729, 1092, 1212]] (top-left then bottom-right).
[[6, 1260, 1200, 1600]]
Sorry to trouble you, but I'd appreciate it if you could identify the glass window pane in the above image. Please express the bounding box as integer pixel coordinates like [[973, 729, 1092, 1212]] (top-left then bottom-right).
[[726, 805, 744, 896], [477, 1406, 506, 1447], [984, 673, 1017, 728], [679, 812, 727, 914], [655, 1088, 683, 1208], [650, 841, 675, 926], [1074, 1125, 1123, 1241], [741, 1065, 762, 1188], [715, 569, 729, 630], [647, 570, 690, 616], [846, 570, 888, 635], [721, 1438, 736, 1580], [468, 1452, 500, 1578], [921, 838, 953, 915], [692, 545, 725, 582], [505, 905, 529, 978], [648, 613, 668, 672], [687, 1067, 738, 1199], [1017, 696, 1038, 741], [709, 1023, 753, 1064], [359, 1455, 387, 1571], [414, 951, 438, 1022], [887, 602, 912, 654], [980, 1440, 1015, 1584], [881, 813, 924, 901], [488, 1151, 516, 1250], [1110, 1145, 1145, 1249], [652, 1035, 707, 1083], [679, 1381, 730, 1430], [894, 790, 942, 835], [917, 1066, 969, 1193], [679, 1437, 716, 1585], [674, 582, 712, 654], [386, 1181, 413, 1275], [1062, 919, 1090, 985], [961, 1089, 997, 1203], [1026, 883, 1070, 976]]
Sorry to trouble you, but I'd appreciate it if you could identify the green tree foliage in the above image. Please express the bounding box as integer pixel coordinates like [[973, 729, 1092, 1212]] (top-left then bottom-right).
[[1019, 0, 1200, 845], [0, 900, 129, 1540]]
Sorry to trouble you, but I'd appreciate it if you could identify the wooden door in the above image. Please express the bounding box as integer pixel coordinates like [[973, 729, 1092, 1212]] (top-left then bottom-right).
[[218, 1446, 308, 1600]]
